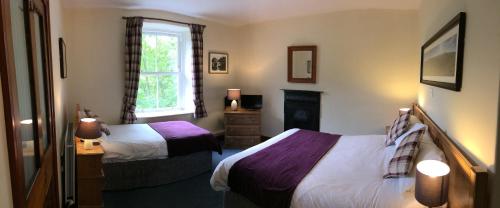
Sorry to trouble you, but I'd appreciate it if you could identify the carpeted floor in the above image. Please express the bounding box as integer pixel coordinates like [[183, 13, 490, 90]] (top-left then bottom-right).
[[103, 149, 241, 208]]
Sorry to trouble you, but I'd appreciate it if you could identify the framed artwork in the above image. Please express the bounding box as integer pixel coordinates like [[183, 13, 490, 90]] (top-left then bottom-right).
[[420, 12, 466, 91], [208, 52, 228, 74], [59, 37, 67, 78]]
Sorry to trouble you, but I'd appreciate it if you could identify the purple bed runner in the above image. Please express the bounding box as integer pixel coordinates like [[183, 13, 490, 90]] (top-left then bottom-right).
[[227, 129, 341, 208], [148, 121, 222, 157]]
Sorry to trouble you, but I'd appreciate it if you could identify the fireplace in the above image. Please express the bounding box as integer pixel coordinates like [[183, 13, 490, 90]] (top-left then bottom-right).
[[283, 90, 321, 131]]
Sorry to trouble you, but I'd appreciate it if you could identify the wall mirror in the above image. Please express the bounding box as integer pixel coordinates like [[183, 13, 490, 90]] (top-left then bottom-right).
[[288, 45, 317, 83]]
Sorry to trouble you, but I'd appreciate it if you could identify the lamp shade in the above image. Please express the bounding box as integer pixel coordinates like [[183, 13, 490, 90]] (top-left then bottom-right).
[[227, 89, 241, 100], [415, 160, 450, 207], [399, 107, 411, 115], [75, 118, 102, 139]]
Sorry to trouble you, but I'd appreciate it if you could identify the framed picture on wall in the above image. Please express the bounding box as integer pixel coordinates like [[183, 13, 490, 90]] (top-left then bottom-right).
[[208, 52, 228, 74], [59, 37, 68, 78], [420, 12, 466, 91]]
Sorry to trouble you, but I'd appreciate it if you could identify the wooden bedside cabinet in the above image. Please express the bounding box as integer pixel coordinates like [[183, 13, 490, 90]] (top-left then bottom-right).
[[224, 107, 261, 148], [75, 138, 104, 208]]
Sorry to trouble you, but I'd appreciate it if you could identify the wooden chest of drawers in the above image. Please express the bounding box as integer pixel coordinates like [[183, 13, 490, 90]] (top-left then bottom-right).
[[224, 107, 261, 148]]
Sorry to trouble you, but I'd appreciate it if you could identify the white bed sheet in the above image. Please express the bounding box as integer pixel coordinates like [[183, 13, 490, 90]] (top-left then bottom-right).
[[100, 124, 167, 163], [210, 129, 424, 208]]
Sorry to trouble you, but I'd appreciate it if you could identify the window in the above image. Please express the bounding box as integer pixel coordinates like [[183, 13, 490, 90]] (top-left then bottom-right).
[[136, 22, 193, 117]]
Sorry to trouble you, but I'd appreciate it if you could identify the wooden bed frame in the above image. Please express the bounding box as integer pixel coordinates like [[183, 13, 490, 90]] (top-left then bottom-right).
[[412, 104, 488, 208]]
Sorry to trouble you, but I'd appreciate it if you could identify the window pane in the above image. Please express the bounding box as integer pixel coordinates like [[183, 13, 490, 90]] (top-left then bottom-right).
[[156, 35, 178, 72], [140, 34, 156, 72], [158, 75, 178, 108], [136, 75, 158, 110]]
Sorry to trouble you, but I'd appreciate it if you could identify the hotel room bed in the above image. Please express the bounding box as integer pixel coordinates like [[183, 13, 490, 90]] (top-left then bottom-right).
[[100, 123, 220, 190], [212, 129, 425, 208], [210, 104, 489, 208], [76, 105, 221, 190]]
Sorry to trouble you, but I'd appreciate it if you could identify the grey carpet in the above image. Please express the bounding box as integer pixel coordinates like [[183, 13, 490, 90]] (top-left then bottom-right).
[[103, 149, 241, 208]]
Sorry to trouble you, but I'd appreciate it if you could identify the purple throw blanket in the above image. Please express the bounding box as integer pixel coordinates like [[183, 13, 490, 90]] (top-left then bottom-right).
[[148, 121, 222, 157], [228, 129, 341, 208]]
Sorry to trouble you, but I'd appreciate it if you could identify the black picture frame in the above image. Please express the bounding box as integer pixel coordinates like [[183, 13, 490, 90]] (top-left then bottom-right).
[[420, 12, 466, 91], [59, 37, 67, 78], [208, 52, 228, 74]]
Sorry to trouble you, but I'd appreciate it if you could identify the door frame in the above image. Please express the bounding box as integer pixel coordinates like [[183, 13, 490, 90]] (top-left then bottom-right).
[[0, 0, 59, 207]]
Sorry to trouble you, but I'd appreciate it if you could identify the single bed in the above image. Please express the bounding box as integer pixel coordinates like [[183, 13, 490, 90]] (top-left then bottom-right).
[[75, 105, 221, 190], [210, 104, 488, 208]]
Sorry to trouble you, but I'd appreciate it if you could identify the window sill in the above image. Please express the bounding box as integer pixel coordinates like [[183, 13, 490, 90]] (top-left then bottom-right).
[[136, 109, 194, 118]]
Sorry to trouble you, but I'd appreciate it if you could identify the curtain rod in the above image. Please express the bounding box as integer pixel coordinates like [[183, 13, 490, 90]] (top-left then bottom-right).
[[122, 16, 206, 27]]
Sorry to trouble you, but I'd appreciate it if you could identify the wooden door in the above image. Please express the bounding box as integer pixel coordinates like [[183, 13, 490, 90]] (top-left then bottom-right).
[[0, 0, 59, 207]]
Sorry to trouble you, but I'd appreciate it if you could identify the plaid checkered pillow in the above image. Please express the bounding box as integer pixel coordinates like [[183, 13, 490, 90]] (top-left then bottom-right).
[[383, 129, 425, 178], [385, 111, 411, 146], [84, 108, 111, 136]]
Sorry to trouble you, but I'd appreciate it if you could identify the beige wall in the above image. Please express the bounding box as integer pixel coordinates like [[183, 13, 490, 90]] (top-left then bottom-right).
[[418, 0, 500, 171], [64, 8, 242, 133], [235, 10, 420, 136], [50, 0, 68, 205]]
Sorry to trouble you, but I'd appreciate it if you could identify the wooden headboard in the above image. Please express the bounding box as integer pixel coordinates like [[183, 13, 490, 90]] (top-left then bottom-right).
[[412, 104, 488, 208]]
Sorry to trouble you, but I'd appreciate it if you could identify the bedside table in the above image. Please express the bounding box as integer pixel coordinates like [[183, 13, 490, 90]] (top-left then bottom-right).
[[75, 138, 104, 208], [224, 107, 261, 148]]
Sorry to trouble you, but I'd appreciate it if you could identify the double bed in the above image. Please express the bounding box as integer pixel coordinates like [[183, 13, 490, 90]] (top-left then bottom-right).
[[210, 104, 488, 208], [75, 105, 221, 190], [213, 130, 421, 207]]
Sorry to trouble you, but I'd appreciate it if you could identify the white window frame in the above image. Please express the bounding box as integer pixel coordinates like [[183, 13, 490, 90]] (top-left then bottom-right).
[[136, 22, 192, 117]]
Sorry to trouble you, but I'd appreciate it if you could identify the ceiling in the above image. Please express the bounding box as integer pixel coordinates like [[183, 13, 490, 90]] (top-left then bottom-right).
[[64, 0, 421, 26]]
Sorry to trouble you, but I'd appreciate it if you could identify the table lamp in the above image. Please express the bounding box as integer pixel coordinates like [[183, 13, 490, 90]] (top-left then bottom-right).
[[76, 118, 102, 150], [227, 89, 241, 111], [399, 107, 411, 115], [415, 160, 450, 208]]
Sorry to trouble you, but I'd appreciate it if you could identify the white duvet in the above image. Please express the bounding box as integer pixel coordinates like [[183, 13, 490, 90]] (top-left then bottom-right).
[[210, 129, 424, 208], [99, 124, 167, 163]]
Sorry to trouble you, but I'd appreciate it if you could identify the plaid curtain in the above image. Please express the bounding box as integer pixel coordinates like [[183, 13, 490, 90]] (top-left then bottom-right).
[[121, 17, 143, 124], [189, 24, 208, 118]]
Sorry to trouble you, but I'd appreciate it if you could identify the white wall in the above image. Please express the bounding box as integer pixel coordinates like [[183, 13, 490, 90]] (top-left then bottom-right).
[[64, 8, 242, 133], [50, 0, 68, 205], [418, 0, 500, 172], [236, 10, 420, 136]]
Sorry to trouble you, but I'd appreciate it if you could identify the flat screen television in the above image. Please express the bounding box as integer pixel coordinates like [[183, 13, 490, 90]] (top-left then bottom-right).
[[241, 95, 262, 110]]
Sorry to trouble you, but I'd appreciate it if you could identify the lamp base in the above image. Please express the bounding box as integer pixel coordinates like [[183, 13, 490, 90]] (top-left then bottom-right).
[[83, 140, 93, 150], [231, 100, 238, 111]]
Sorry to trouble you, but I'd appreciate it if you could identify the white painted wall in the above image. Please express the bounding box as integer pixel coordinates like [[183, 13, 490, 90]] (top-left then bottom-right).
[[235, 10, 420, 137], [63, 8, 242, 133], [50, 0, 68, 205], [418, 0, 500, 172]]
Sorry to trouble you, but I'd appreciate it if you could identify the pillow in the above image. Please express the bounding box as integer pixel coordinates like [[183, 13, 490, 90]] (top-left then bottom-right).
[[392, 131, 446, 193], [383, 116, 446, 192], [383, 128, 425, 178], [409, 115, 421, 126], [385, 111, 411, 146], [83, 108, 111, 136]]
